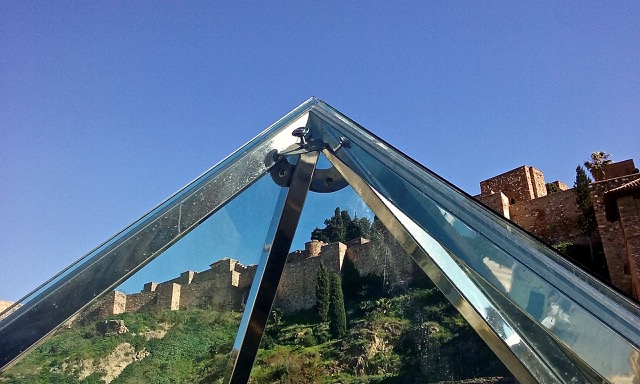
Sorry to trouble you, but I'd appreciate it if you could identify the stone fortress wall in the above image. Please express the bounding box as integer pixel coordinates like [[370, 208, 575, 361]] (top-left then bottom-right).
[[476, 160, 640, 296], [93, 159, 640, 318], [97, 231, 419, 318], [274, 235, 418, 313]]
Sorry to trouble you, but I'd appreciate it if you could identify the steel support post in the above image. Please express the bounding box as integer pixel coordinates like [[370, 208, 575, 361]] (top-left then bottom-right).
[[225, 150, 319, 383]]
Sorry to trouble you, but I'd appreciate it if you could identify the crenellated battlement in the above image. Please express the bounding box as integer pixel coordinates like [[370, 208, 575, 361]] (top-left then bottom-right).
[[96, 233, 419, 319]]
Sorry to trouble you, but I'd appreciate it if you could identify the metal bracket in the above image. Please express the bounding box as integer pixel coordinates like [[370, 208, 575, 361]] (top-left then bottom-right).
[[267, 127, 347, 193]]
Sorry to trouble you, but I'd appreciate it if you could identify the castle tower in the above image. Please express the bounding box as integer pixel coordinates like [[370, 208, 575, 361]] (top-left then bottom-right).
[[98, 291, 127, 318], [305, 240, 325, 257], [480, 165, 546, 204], [156, 283, 181, 311]]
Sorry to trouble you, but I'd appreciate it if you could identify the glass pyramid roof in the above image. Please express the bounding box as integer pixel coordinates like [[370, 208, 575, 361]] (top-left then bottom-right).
[[1, 97, 640, 383]]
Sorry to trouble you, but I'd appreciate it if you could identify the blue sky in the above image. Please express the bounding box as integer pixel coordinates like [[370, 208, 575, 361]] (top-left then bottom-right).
[[1, 2, 638, 302]]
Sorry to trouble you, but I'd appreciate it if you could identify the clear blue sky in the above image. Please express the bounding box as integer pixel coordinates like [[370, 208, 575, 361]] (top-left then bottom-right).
[[1, 2, 638, 302]]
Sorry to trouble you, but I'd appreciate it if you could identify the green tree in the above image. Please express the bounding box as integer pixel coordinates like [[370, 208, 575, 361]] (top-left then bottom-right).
[[574, 165, 597, 262], [315, 263, 330, 322], [545, 182, 560, 194], [311, 207, 374, 243], [329, 273, 347, 338], [340, 256, 361, 303], [311, 207, 345, 243], [584, 151, 612, 181]]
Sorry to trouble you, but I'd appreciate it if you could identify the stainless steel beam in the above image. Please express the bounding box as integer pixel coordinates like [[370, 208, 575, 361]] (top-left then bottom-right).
[[310, 101, 640, 382], [224, 150, 319, 384], [323, 149, 550, 384]]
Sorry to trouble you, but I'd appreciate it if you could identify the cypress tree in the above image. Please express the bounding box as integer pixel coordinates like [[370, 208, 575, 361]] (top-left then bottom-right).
[[316, 263, 330, 322], [329, 273, 347, 338], [340, 256, 361, 303], [574, 165, 597, 262]]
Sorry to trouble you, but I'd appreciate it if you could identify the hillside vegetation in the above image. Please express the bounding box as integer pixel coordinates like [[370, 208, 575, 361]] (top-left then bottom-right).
[[251, 274, 513, 383], [1, 309, 240, 384], [1, 209, 515, 383], [1, 276, 513, 383]]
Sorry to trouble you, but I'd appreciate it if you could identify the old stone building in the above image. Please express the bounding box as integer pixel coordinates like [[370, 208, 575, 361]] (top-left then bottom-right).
[[95, 257, 258, 318], [93, 159, 640, 319], [96, 231, 418, 318], [274, 234, 417, 312], [603, 177, 640, 299], [476, 160, 640, 300]]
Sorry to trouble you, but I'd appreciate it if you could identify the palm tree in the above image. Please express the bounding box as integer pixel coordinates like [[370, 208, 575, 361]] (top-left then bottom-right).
[[584, 151, 612, 181]]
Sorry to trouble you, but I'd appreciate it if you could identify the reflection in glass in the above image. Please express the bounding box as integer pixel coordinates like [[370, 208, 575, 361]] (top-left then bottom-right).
[[317, 111, 640, 382], [1, 175, 283, 383], [3, 98, 640, 383], [250, 185, 513, 383]]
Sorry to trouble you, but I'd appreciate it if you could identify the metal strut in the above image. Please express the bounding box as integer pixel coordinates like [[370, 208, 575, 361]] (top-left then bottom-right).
[[225, 149, 320, 384]]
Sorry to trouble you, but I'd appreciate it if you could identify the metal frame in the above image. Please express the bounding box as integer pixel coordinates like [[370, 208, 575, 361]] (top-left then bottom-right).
[[3, 97, 640, 383], [224, 150, 319, 383], [310, 104, 640, 383], [0, 101, 316, 371], [323, 150, 594, 383]]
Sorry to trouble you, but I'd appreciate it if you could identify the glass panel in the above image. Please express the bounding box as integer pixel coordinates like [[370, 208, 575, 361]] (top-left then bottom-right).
[[0, 100, 312, 371], [315, 110, 640, 382], [0, 175, 285, 383], [250, 182, 513, 383]]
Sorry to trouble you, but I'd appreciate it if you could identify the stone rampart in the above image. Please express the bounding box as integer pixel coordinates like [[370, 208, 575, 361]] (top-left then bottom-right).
[[601, 160, 638, 181], [99, 291, 127, 318], [319, 242, 347, 275], [591, 173, 640, 294], [125, 291, 156, 313], [475, 192, 510, 219], [157, 283, 180, 310], [480, 166, 546, 204], [509, 188, 590, 246], [274, 255, 322, 313], [346, 234, 416, 290], [94, 232, 422, 318], [615, 193, 640, 299]]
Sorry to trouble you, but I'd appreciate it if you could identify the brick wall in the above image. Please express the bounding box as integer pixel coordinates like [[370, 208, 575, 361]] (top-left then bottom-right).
[[98, 291, 127, 318], [509, 188, 591, 247], [475, 192, 510, 219], [143, 282, 158, 292], [346, 233, 417, 290], [179, 280, 213, 309], [319, 242, 347, 275], [274, 254, 322, 313], [529, 167, 547, 199], [306, 240, 325, 257], [124, 291, 156, 313], [591, 174, 640, 294], [616, 195, 640, 299], [548, 180, 570, 191], [602, 160, 637, 180], [156, 283, 180, 310], [480, 166, 546, 204], [273, 236, 418, 314], [90, 232, 448, 318], [273, 241, 346, 313], [236, 264, 257, 291]]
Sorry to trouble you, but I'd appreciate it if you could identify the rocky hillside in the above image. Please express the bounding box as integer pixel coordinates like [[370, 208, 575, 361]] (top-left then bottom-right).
[[0, 301, 21, 321], [1, 275, 516, 383], [0, 309, 240, 383]]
